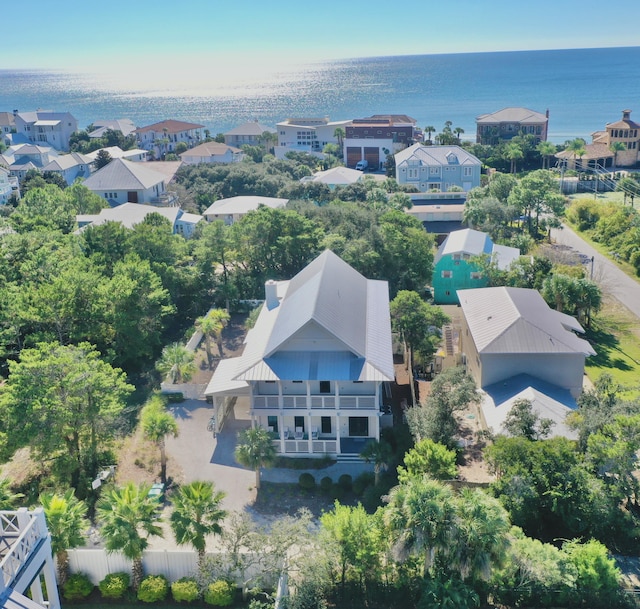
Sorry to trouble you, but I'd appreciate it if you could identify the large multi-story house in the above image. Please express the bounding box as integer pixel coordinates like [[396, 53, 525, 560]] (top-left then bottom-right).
[[13, 110, 78, 152], [1, 144, 58, 182], [225, 121, 275, 148], [432, 229, 520, 304], [395, 144, 481, 192], [205, 250, 395, 457], [134, 119, 204, 158], [88, 118, 137, 139], [476, 107, 548, 145], [344, 115, 419, 170], [0, 112, 15, 136], [275, 117, 350, 159], [41, 152, 92, 185], [577, 109, 640, 169], [82, 158, 176, 206]]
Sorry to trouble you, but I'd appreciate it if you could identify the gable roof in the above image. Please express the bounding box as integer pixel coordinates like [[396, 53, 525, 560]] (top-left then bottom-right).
[[42, 152, 91, 171], [83, 158, 166, 190], [76, 202, 180, 230], [207, 250, 394, 390], [135, 119, 204, 134], [89, 118, 136, 137], [86, 146, 148, 161], [203, 195, 287, 216], [435, 228, 520, 270], [476, 107, 548, 124], [308, 166, 363, 185], [180, 142, 242, 157], [459, 286, 596, 356], [395, 143, 481, 167]]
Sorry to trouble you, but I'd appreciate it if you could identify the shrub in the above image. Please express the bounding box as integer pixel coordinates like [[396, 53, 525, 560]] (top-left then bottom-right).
[[172, 577, 200, 603], [62, 573, 93, 601], [99, 572, 130, 599], [331, 485, 345, 501], [298, 472, 316, 491], [137, 574, 169, 603], [338, 474, 352, 492], [204, 580, 235, 606], [353, 471, 375, 496], [320, 476, 333, 494]]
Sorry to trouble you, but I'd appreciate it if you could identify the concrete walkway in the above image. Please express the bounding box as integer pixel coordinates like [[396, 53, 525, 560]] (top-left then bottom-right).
[[165, 399, 374, 514], [551, 223, 640, 319]]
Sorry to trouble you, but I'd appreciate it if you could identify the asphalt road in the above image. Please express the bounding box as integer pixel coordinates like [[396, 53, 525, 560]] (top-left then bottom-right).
[[551, 224, 640, 319]]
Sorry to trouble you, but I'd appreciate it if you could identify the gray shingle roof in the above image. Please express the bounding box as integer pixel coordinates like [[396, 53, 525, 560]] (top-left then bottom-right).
[[395, 143, 481, 167], [476, 107, 548, 124]]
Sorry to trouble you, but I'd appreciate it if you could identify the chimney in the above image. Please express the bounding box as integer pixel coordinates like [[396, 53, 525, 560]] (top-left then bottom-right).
[[623, 109, 631, 121], [265, 280, 279, 310]]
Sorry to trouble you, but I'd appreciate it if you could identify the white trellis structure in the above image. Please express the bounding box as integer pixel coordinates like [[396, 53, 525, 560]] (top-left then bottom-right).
[[0, 508, 60, 609]]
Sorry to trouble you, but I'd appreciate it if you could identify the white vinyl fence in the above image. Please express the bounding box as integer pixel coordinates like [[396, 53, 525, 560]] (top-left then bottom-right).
[[67, 549, 265, 586]]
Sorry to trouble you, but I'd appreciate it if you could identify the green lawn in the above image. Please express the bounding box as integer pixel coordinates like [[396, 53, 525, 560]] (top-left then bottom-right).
[[585, 296, 640, 399]]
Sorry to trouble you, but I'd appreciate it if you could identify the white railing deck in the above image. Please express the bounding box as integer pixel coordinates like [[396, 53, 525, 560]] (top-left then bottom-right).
[[254, 394, 376, 410], [0, 510, 46, 590]]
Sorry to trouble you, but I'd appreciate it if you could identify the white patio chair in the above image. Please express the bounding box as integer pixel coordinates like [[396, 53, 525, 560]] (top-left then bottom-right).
[[311, 426, 319, 440], [295, 426, 304, 440], [283, 427, 290, 439]]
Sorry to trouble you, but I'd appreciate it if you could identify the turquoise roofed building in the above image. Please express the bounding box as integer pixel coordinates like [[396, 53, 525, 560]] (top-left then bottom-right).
[[432, 228, 520, 304]]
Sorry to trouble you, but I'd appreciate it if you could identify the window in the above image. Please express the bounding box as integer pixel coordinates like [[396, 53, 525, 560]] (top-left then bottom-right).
[[430, 167, 440, 175], [321, 417, 332, 434], [452, 254, 461, 261], [353, 381, 363, 384], [441, 270, 452, 278], [319, 381, 331, 394], [292, 380, 303, 384], [267, 416, 278, 433], [470, 272, 482, 279], [294, 416, 305, 432], [408, 168, 418, 179], [463, 167, 473, 176], [349, 417, 369, 437], [265, 380, 276, 384]]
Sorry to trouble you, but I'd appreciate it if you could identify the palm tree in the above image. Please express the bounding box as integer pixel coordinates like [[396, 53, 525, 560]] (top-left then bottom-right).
[[258, 130, 277, 154], [454, 127, 465, 144], [170, 481, 227, 568], [424, 125, 436, 144], [610, 141, 626, 168], [536, 141, 556, 169], [141, 395, 179, 484], [39, 490, 89, 586], [96, 483, 163, 590], [505, 143, 524, 174], [566, 138, 587, 170], [156, 343, 195, 384], [0, 478, 24, 509], [197, 308, 230, 362], [234, 427, 277, 489], [333, 127, 345, 153], [449, 488, 510, 585], [384, 476, 456, 576], [542, 273, 576, 313], [360, 440, 393, 486]]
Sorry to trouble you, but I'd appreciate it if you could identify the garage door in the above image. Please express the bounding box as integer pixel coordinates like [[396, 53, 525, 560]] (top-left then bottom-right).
[[364, 147, 379, 169], [346, 147, 362, 168]]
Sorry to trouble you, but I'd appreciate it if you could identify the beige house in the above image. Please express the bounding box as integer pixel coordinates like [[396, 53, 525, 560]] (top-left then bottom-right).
[[458, 286, 595, 398], [180, 142, 244, 165], [476, 107, 548, 145]]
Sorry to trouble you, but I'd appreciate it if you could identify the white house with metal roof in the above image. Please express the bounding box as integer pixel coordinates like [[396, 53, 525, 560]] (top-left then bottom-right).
[[76, 202, 202, 236], [203, 196, 288, 225], [82, 158, 174, 206], [205, 250, 395, 457], [0, 166, 19, 204], [42, 152, 92, 185], [180, 142, 244, 165], [458, 287, 596, 399], [395, 144, 481, 192], [224, 121, 275, 148], [301, 166, 363, 189], [86, 146, 148, 163], [88, 118, 137, 139]]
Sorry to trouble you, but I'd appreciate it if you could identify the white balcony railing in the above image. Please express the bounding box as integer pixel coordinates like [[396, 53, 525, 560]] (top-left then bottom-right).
[[254, 395, 376, 410]]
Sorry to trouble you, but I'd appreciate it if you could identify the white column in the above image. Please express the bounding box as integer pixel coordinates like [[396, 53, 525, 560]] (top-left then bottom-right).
[[278, 381, 283, 409], [335, 413, 341, 455], [306, 381, 311, 409], [30, 577, 45, 605], [307, 413, 313, 454], [279, 414, 286, 454]]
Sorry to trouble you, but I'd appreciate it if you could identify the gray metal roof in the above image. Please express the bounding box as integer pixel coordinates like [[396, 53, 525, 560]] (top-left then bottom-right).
[[76, 203, 180, 230], [435, 229, 520, 270], [203, 196, 288, 217], [207, 250, 394, 393], [459, 287, 596, 356], [395, 143, 481, 167], [83, 158, 165, 190], [225, 121, 274, 136]]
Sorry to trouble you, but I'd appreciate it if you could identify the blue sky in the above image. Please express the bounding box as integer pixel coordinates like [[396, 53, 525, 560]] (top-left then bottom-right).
[[4, 0, 640, 71]]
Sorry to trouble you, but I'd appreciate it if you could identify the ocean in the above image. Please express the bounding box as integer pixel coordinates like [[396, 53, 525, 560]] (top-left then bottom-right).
[[1, 47, 639, 144]]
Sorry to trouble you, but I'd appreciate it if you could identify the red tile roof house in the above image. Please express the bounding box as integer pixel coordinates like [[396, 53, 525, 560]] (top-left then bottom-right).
[[134, 119, 204, 159]]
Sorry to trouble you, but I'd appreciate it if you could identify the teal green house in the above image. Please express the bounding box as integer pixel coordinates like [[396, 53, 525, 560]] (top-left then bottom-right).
[[433, 229, 520, 304]]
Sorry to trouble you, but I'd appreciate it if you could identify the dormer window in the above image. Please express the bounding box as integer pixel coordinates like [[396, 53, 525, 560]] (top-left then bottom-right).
[[447, 153, 459, 165]]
